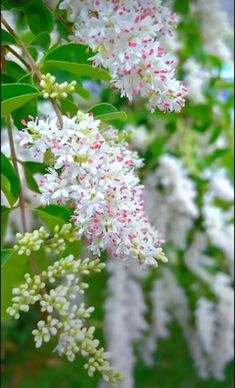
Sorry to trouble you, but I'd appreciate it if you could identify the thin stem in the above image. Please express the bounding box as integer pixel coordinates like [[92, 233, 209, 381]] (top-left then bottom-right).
[[45, 1, 74, 35], [1, 14, 63, 128], [5, 45, 31, 71], [6, 114, 40, 275], [1, 15, 41, 81], [50, 98, 63, 128]]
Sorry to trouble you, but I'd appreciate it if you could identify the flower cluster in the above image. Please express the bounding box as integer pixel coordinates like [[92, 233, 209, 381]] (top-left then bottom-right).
[[183, 59, 211, 104], [191, 0, 233, 64], [19, 111, 167, 269], [144, 154, 198, 249], [7, 255, 121, 385], [40, 73, 76, 99], [14, 224, 79, 256], [60, 0, 187, 113]]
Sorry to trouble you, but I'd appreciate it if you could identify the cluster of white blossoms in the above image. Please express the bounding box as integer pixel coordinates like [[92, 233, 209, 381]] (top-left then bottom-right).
[[59, 0, 188, 113], [139, 156, 234, 380], [101, 260, 148, 388], [19, 111, 167, 269], [183, 59, 211, 104], [7, 255, 121, 385], [144, 154, 198, 249], [191, 0, 233, 64]]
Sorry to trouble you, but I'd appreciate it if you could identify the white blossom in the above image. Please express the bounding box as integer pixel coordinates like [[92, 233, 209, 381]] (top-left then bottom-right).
[[19, 111, 167, 269], [59, 0, 187, 113]]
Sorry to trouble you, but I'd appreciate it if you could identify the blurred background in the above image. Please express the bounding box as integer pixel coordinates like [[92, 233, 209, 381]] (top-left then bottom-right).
[[1, 0, 234, 387]]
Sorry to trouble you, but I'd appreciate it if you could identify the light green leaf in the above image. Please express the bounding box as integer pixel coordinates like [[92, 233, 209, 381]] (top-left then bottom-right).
[[1, 83, 39, 116]]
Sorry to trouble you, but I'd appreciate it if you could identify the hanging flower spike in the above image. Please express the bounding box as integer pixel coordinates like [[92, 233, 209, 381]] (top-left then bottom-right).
[[19, 111, 167, 269], [59, 0, 188, 113], [7, 255, 121, 386]]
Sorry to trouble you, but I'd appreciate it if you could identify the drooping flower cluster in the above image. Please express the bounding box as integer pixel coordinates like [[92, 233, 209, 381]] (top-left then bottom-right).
[[101, 260, 148, 388], [183, 59, 211, 104], [191, 0, 233, 64], [7, 254, 121, 385], [60, 0, 187, 113], [19, 111, 167, 269], [140, 155, 234, 380], [144, 154, 198, 249]]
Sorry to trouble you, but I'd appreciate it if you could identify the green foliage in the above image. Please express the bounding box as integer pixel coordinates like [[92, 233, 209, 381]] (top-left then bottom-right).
[[41, 43, 111, 81], [1, 83, 39, 116], [88, 103, 128, 122], [1, 28, 17, 45], [34, 205, 73, 231], [1, 206, 11, 247], [1, 152, 20, 206]]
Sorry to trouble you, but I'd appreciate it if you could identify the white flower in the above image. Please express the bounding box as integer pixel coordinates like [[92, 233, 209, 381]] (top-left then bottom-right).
[[183, 59, 211, 104], [191, 0, 233, 64], [19, 111, 167, 269], [60, 0, 187, 113]]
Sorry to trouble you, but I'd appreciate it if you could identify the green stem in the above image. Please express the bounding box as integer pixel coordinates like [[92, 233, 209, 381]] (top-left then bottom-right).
[[6, 114, 40, 275], [1, 14, 63, 128]]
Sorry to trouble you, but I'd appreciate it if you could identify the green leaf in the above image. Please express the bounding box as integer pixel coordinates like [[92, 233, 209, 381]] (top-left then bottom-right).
[[27, 6, 53, 35], [23, 165, 40, 193], [1, 249, 12, 266], [1, 152, 20, 204], [11, 97, 37, 129], [1, 83, 39, 116], [4, 0, 31, 8], [60, 99, 78, 116], [1, 206, 11, 247], [42, 43, 111, 81], [34, 205, 72, 231], [23, 161, 47, 175], [1, 249, 47, 322], [22, 161, 47, 194], [5, 60, 26, 80], [29, 32, 51, 51], [1, 174, 15, 207], [1, 29, 17, 46], [88, 103, 127, 122], [1, 73, 16, 84]]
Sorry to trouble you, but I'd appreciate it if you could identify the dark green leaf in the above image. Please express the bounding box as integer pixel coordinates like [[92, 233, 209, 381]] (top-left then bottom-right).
[[27, 6, 53, 35], [1, 29, 17, 45], [1, 152, 20, 203], [11, 97, 37, 129], [29, 32, 51, 51], [1, 83, 39, 116], [5, 60, 26, 80], [1, 73, 16, 84], [1, 206, 11, 247], [1, 249, 12, 266]]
